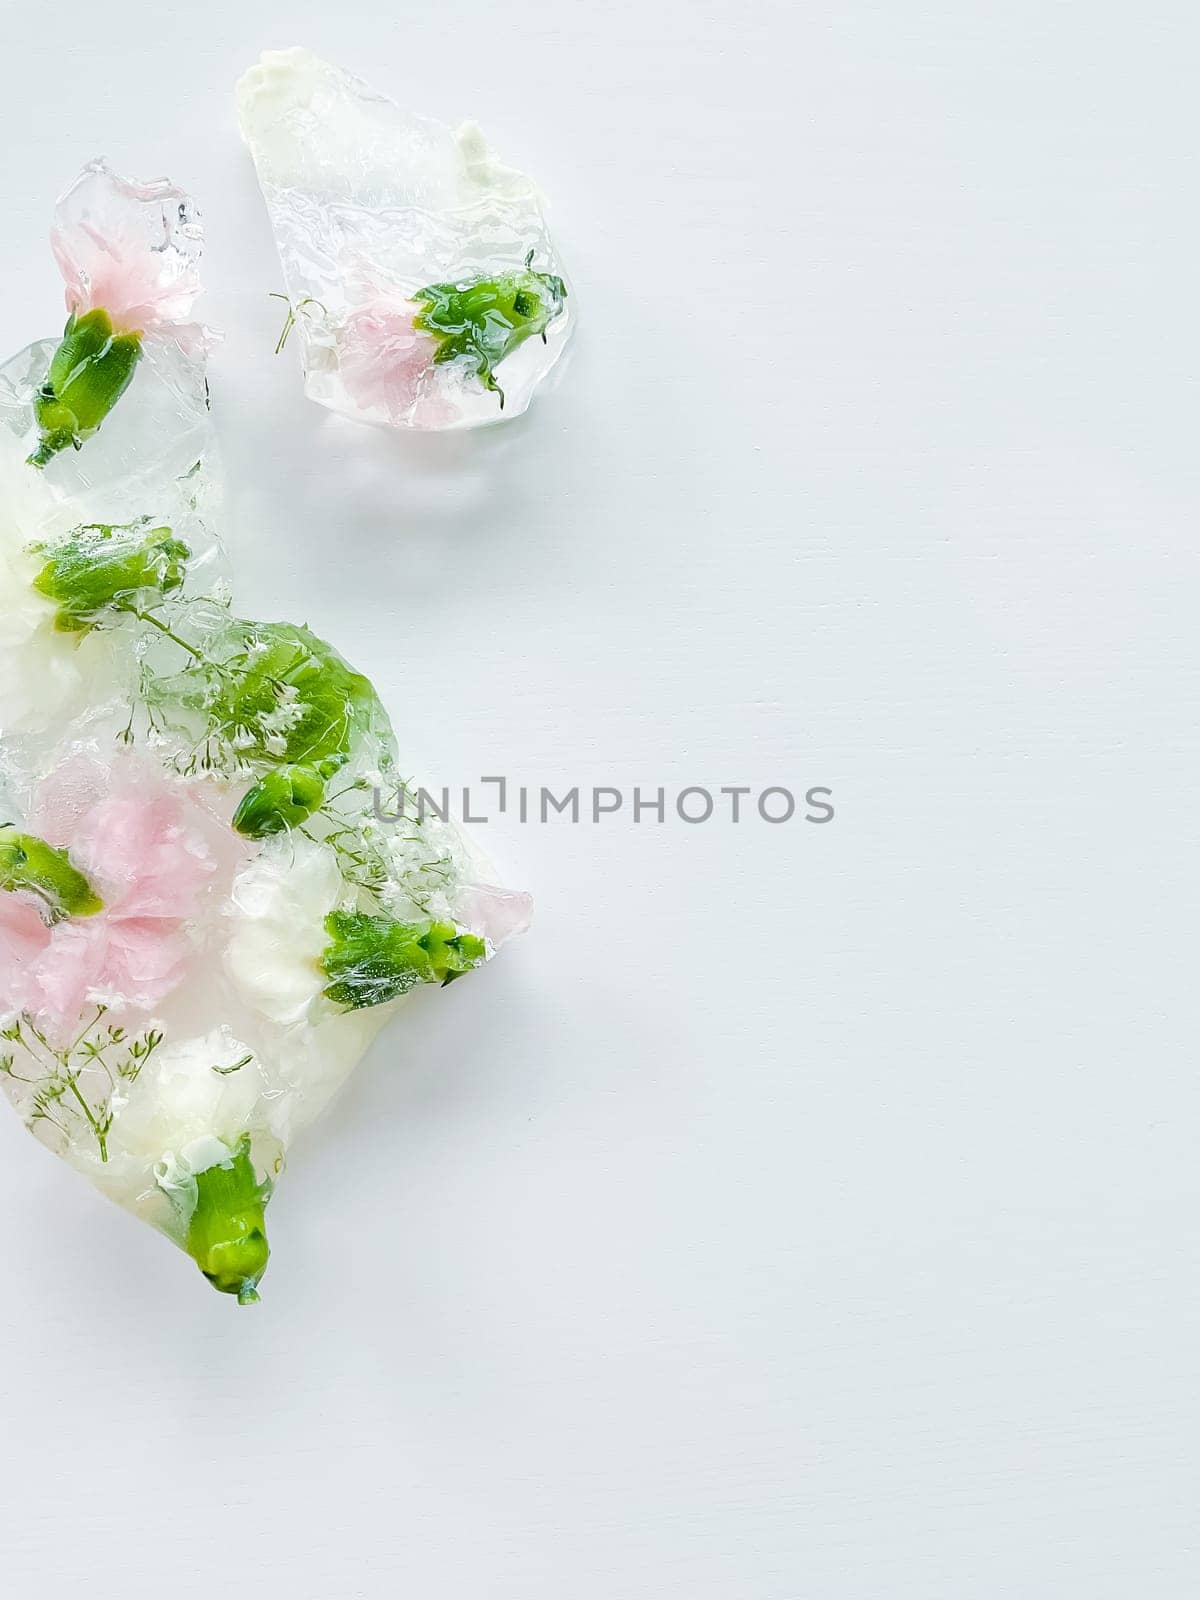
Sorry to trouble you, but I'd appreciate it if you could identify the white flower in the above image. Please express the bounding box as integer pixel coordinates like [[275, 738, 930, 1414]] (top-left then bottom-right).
[[107, 1026, 264, 1172], [226, 835, 341, 1024], [0, 539, 86, 731], [0, 461, 124, 735]]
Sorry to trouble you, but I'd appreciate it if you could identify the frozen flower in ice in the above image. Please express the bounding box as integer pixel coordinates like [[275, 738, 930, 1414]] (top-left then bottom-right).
[[226, 834, 342, 1025], [334, 259, 568, 428], [27, 311, 143, 468], [30, 161, 208, 468], [337, 286, 457, 430], [0, 825, 102, 919], [0, 155, 536, 1306], [0, 754, 219, 1036], [0, 535, 92, 730], [148, 614, 390, 839], [226, 833, 491, 1022], [31, 519, 190, 634], [0, 506, 191, 732], [238, 49, 574, 431], [107, 1029, 272, 1302], [179, 1134, 272, 1303], [50, 161, 204, 341], [26, 914, 186, 1028], [319, 911, 486, 1009], [411, 258, 567, 409], [108, 1026, 264, 1170]]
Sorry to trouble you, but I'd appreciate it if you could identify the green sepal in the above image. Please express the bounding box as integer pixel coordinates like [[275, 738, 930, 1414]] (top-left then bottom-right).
[[28, 309, 142, 468], [185, 1135, 271, 1304], [31, 521, 191, 634], [413, 261, 567, 407], [232, 763, 328, 838], [320, 911, 487, 1010], [0, 826, 103, 919]]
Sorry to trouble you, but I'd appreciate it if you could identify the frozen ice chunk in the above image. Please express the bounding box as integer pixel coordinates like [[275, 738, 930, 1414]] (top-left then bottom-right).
[[0, 333, 216, 523], [0, 161, 225, 752], [0, 160, 224, 759], [50, 159, 205, 339], [22, 160, 210, 473], [237, 47, 574, 431], [0, 163, 529, 1306]]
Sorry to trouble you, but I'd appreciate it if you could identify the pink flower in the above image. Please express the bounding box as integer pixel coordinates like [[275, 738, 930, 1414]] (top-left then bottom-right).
[[0, 754, 222, 1039], [337, 287, 459, 430], [49, 160, 206, 343], [65, 783, 216, 921]]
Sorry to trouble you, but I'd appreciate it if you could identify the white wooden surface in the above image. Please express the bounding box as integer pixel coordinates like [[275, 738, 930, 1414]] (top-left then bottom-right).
[[0, 3, 1196, 1594]]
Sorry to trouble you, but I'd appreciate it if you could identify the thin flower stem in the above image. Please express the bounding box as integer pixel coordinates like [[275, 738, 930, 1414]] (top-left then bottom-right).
[[270, 293, 326, 354], [67, 1005, 107, 1057], [18, 1019, 61, 1073], [118, 604, 203, 660], [65, 1075, 108, 1162], [19, 1012, 113, 1161], [31, 1108, 72, 1142]]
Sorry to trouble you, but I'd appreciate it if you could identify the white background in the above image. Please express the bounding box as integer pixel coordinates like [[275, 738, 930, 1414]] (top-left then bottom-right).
[[0, 3, 1196, 1595]]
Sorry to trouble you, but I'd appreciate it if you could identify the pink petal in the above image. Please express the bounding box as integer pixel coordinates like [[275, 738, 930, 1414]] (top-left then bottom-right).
[[0, 898, 52, 1016], [46, 756, 217, 921], [11, 751, 224, 1035], [100, 917, 189, 1005], [49, 161, 203, 337], [454, 882, 534, 948], [28, 920, 109, 1028], [337, 287, 458, 428], [33, 754, 111, 847]]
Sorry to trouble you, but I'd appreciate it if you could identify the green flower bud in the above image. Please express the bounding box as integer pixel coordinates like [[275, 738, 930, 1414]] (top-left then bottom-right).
[[232, 763, 328, 838], [28, 309, 142, 468], [0, 826, 103, 919], [413, 257, 567, 407], [31, 521, 191, 633], [185, 1135, 271, 1304], [320, 911, 487, 1010]]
